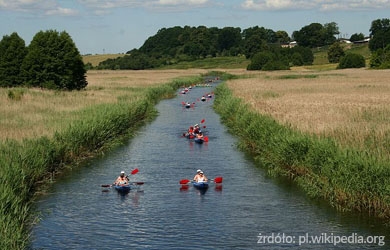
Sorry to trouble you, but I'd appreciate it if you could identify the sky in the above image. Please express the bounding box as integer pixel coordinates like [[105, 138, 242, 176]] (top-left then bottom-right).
[[0, 0, 389, 55]]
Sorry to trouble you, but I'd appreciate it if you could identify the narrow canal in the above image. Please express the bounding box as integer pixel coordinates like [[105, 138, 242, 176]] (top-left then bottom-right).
[[31, 78, 388, 249]]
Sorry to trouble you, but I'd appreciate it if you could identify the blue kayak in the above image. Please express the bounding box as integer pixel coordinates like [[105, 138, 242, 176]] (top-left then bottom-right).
[[194, 137, 204, 144], [114, 184, 131, 193], [193, 181, 209, 189]]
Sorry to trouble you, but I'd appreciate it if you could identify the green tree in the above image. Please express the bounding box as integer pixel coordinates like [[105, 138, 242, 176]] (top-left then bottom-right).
[[217, 27, 242, 54], [322, 22, 339, 45], [0, 32, 27, 87], [293, 22, 339, 48], [247, 50, 289, 71], [369, 18, 390, 51], [328, 42, 345, 63], [247, 51, 274, 70], [242, 35, 268, 59], [337, 53, 366, 69], [291, 52, 304, 66], [21, 30, 87, 90], [350, 33, 365, 42], [275, 30, 290, 44], [290, 46, 314, 65], [370, 44, 390, 69]]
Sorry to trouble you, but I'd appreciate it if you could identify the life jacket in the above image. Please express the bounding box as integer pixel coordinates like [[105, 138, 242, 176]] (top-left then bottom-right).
[[118, 176, 128, 185], [197, 176, 205, 182]]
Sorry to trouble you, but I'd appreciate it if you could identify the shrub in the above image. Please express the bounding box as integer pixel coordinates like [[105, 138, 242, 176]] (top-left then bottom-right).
[[337, 53, 366, 69], [328, 42, 345, 63]]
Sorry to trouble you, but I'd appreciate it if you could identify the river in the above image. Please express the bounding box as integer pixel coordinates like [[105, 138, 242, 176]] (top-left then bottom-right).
[[31, 78, 388, 249]]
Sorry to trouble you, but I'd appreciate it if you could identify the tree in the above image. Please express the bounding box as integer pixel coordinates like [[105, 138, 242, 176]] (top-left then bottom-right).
[[217, 27, 242, 53], [275, 30, 290, 44], [370, 44, 390, 69], [322, 22, 339, 45], [369, 18, 390, 51], [350, 33, 365, 42], [0, 32, 27, 87], [21, 30, 87, 90], [290, 46, 314, 65], [247, 50, 289, 71], [328, 42, 345, 63], [247, 51, 274, 70], [337, 53, 365, 69], [242, 35, 268, 59], [293, 22, 339, 48]]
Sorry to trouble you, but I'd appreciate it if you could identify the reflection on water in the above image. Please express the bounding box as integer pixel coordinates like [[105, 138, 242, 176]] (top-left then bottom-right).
[[31, 78, 389, 250]]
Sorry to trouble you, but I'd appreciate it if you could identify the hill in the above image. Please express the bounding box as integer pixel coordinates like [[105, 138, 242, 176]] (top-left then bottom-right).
[[83, 54, 125, 67]]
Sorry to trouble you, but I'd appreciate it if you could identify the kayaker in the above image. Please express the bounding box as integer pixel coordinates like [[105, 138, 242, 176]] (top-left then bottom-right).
[[194, 171, 208, 183], [114, 171, 129, 185], [188, 126, 194, 135], [193, 169, 202, 181], [196, 132, 204, 139], [193, 124, 201, 134]]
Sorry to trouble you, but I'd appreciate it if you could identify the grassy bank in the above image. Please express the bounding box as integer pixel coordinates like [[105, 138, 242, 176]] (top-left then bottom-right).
[[214, 82, 390, 223], [0, 73, 204, 249]]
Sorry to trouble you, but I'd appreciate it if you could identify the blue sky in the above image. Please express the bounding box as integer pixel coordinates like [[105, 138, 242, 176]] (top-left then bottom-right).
[[1, 0, 389, 55]]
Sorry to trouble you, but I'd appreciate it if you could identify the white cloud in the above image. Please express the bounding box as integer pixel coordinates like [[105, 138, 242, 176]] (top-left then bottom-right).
[[45, 7, 79, 16], [157, 0, 209, 6], [241, 0, 390, 11], [77, 0, 142, 9], [0, 0, 78, 16]]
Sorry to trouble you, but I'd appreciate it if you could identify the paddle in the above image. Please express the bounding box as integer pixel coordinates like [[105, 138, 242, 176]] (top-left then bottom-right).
[[101, 182, 144, 188], [179, 176, 223, 185], [129, 168, 139, 176]]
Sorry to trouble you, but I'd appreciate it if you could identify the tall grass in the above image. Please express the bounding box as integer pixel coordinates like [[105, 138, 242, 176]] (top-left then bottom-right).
[[0, 74, 203, 249], [214, 83, 390, 222]]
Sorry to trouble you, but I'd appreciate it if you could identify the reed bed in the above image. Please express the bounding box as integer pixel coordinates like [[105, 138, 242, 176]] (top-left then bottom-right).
[[0, 70, 205, 250], [214, 69, 390, 223]]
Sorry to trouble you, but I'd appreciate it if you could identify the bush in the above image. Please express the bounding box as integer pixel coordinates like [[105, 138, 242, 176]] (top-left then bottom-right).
[[328, 42, 345, 63], [370, 45, 390, 69], [337, 53, 366, 69]]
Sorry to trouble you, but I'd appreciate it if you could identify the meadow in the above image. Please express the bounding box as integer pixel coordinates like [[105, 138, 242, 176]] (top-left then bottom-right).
[[223, 68, 390, 161], [213, 67, 390, 223], [1, 62, 389, 248], [0, 69, 207, 141], [0, 70, 207, 249]]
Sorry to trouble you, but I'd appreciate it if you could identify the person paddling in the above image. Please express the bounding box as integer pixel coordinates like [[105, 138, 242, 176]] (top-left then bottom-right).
[[194, 171, 208, 183], [193, 169, 202, 181], [114, 171, 129, 186], [196, 132, 204, 139]]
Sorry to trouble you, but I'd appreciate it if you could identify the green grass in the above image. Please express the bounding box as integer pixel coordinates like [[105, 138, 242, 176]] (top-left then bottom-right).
[[312, 43, 371, 67], [0, 75, 206, 249], [213, 83, 390, 223], [277, 74, 319, 79]]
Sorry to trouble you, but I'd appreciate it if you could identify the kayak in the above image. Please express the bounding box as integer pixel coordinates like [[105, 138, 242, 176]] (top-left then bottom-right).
[[193, 181, 209, 189], [194, 137, 204, 144], [114, 184, 131, 193]]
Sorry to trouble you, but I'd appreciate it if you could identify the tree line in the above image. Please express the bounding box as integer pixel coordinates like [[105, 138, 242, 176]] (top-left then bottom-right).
[[1, 19, 390, 90], [96, 19, 390, 71], [0, 30, 87, 90], [96, 25, 318, 70]]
